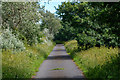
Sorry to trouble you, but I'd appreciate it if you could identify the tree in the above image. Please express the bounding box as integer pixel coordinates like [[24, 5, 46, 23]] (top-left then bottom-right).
[[2, 2, 42, 45], [55, 2, 119, 48], [40, 10, 62, 36]]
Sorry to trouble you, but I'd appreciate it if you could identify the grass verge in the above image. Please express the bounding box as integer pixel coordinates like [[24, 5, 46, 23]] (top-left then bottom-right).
[[65, 40, 119, 80], [2, 43, 55, 78]]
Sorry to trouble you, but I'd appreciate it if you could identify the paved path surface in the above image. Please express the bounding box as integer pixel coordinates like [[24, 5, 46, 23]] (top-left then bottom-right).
[[35, 44, 85, 80]]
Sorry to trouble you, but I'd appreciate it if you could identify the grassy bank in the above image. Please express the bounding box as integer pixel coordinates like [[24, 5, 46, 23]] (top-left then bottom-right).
[[2, 43, 55, 78], [65, 40, 119, 80]]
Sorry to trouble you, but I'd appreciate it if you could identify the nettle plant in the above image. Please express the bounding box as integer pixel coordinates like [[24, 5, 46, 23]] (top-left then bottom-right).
[[0, 29, 25, 52]]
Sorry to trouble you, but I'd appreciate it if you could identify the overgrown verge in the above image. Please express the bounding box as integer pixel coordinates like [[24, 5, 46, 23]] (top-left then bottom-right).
[[2, 43, 55, 78], [65, 40, 119, 80]]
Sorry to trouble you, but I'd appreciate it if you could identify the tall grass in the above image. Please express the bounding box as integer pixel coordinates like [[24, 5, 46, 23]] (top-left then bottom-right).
[[2, 43, 55, 78], [65, 40, 119, 80]]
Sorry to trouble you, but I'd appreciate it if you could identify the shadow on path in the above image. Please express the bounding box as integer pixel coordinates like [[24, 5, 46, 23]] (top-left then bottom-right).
[[47, 55, 71, 60], [34, 44, 85, 79], [32, 78, 86, 80]]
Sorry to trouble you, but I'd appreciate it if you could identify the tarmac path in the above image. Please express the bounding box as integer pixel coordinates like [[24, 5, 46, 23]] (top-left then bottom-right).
[[34, 44, 85, 80]]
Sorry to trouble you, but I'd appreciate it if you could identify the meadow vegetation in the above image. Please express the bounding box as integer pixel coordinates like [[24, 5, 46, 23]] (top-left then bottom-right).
[[2, 43, 54, 78], [65, 40, 119, 79]]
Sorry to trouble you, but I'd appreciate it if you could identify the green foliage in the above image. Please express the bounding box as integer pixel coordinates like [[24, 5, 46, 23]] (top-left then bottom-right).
[[1, 2, 58, 78], [55, 2, 119, 48], [65, 40, 119, 79], [2, 2, 42, 45], [1, 2, 60, 46], [89, 2, 120, 36], [0, 29, 25, 51], [77, 33, 96, 49], [2, 2, 41, 30], [54, 40, 65, 44], [65, 40, 78, 54], [2, 43, 54, 78], [40, 10, 62, 36], [42, 28, 54, 41], [50, 68, 64, 70], [54, 22, 76, 41]]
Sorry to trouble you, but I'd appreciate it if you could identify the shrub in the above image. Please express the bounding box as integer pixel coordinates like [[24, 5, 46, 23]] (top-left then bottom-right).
[[64, 40, 78, 56], [77, 33, 96, 50], [0, 29, 25, 52], [102, 33, 118, 47], [43, 28, 54, 40]]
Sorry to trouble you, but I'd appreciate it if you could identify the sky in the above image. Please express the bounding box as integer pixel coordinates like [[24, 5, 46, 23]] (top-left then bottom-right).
[[39, 1, 62, 14]]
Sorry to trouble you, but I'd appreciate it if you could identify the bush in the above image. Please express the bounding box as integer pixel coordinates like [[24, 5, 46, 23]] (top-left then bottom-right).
[[77, 33, 96, 50], [102, 33, 118, 47], [0, 29, 25, 52], [43, 28, 54, 41], [64, 40, 79, 58]]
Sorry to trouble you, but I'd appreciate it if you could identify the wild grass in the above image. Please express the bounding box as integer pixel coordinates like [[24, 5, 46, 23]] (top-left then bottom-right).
[[2, 43, 55, 78], [65, 40, 79, 54], [65, 40, 119, 80], [50, 68, 64, 70]]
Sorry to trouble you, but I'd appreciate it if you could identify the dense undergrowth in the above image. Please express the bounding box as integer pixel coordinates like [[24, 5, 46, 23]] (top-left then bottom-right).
[[65, 40, 119, 80], [2, 43, 55, 78]]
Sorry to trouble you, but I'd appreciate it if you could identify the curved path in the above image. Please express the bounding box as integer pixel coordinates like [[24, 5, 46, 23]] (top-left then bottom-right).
[[34, 44, 85, 80]]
